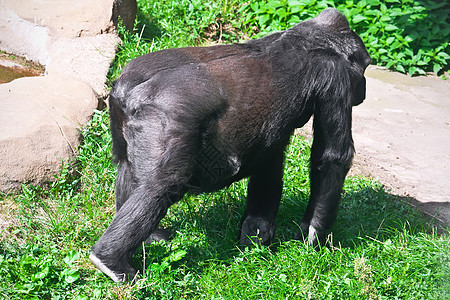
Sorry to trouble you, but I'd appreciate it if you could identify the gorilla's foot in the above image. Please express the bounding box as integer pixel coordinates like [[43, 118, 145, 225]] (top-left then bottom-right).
[[89, 252, 136, 282], [144, 228, 173, 244], [294, 222, 325, 248], [239, 215, 275, 246]]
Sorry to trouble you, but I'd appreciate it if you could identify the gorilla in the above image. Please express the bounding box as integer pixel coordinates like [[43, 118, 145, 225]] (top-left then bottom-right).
[[90, 8, 371, 282]]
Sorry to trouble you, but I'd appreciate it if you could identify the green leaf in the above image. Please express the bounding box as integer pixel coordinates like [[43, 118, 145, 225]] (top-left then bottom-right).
[[36, 266, 50, 279], [276, 8, 288, 19], [404, 48, 414, 57], [258, 14, 271, 27], [396, 52, 405, 59], [364, 9, 381, 17], [417, 59, 429, 66], [367, 0, 381, 5], [356, 0, 367, 9], [437, 52, 450, 60], [433, 64, 442, 74], [384, 24, 399, 31], [442, 27, 450, 37], [289, 15, 300, 24], [250, 2, 259, 11], [63, 269, 80, 284], [290, 6, 301, 13], [408, 66, 418, 75], [287, 0, 302, 6], [391, 41, 402, 50], [63, 251, 80, 265], [386, 37, 395, 44], [432, 24, 440, 35], [385, 60, 395, 68], [167, 250, 187, 263], [366, 26, 379, 34], [267, 0, 281, 9], [352, 15, 367, 23], [396, 64, 405, 73], [416, 68, 427, 75], [404, 35, 414, 43]]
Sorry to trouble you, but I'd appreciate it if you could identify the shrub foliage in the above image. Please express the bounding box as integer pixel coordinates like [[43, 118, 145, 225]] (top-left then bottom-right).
[[240, 0, 450, 76]]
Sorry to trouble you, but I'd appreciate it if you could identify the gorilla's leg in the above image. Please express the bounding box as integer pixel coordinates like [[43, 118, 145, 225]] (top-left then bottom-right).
[[115, 159, 172, 244], [90, 116, 195, 282], [295, 100, 354, 247], [90, 184, 178, 281], [115, 159, 134, 212], [239, 148, 285, 246]]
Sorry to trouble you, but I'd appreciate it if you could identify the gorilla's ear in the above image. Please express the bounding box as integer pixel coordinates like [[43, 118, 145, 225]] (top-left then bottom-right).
[[353, 77, 366, 106], [314, 8, 350, 32], [352, 76, 366, 106]]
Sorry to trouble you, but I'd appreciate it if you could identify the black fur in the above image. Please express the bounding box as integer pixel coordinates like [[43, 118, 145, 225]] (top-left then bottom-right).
[[90, 8, 371, 282]]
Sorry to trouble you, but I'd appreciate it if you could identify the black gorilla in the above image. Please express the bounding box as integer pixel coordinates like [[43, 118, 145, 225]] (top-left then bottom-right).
[[90, 8, 371, 282]]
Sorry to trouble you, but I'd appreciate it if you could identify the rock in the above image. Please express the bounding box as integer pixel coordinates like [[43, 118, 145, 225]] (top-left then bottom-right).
[[0, 6, 50, 65], [0, 0, 137, 193], [0, 75, 98, 194], [352, 66, 450, 225], [0, 1, 128, 96], [47, 34, 120, 97], [113, 0, 138, 32], [3, 0, 136, 38]]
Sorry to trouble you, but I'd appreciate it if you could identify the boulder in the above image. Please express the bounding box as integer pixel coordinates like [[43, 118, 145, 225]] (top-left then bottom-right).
[[0, 0, 137, 193], [0, 0, 129, 96], [0, 75, 98, 193], [47, 34, 120, 97], [113, 0, 138, 33], [3, 0, 136, 38], [0, 6, 50, 66]]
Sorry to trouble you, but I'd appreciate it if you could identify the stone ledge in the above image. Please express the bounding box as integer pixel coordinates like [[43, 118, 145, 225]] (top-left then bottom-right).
[[0, 75, 98, 193], [0, 0, 137, 193]]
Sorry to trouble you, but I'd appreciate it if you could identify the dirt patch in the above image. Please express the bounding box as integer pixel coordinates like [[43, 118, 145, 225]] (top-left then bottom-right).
[[0, 197, 21, 242], [353, 66, 450, 227], [352, 146, 450, 229]]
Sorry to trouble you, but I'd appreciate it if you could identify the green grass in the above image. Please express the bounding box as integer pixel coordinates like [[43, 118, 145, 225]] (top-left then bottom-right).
[[1, 0, 449, 299], [1, 110, 448, 299]]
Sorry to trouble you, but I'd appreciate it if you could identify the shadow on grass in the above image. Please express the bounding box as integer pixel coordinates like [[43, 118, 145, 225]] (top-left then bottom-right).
[[135, 11, 163, 41], [135, 182, 445, 275]]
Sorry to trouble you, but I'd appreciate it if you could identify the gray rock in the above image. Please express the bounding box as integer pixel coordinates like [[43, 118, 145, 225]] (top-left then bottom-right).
[[47, 34, 120, 97], [0, 0, 137, 193], [0, 75, 98, 194], [0, 1, 126, 96], [113, 0, 138, 32], [0, 5, 50, 65], [2, 0, 136, 38]]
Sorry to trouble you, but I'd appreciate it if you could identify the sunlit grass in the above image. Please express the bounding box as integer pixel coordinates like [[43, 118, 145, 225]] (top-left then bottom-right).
[[1, 110, 448, 299]]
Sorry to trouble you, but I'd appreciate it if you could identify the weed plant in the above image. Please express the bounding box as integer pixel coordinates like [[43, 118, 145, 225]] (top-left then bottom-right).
[[1, 0, 449, 299]]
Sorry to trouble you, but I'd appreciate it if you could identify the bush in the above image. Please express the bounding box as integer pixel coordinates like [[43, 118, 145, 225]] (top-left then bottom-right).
[[240, 0, 450, 76]]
